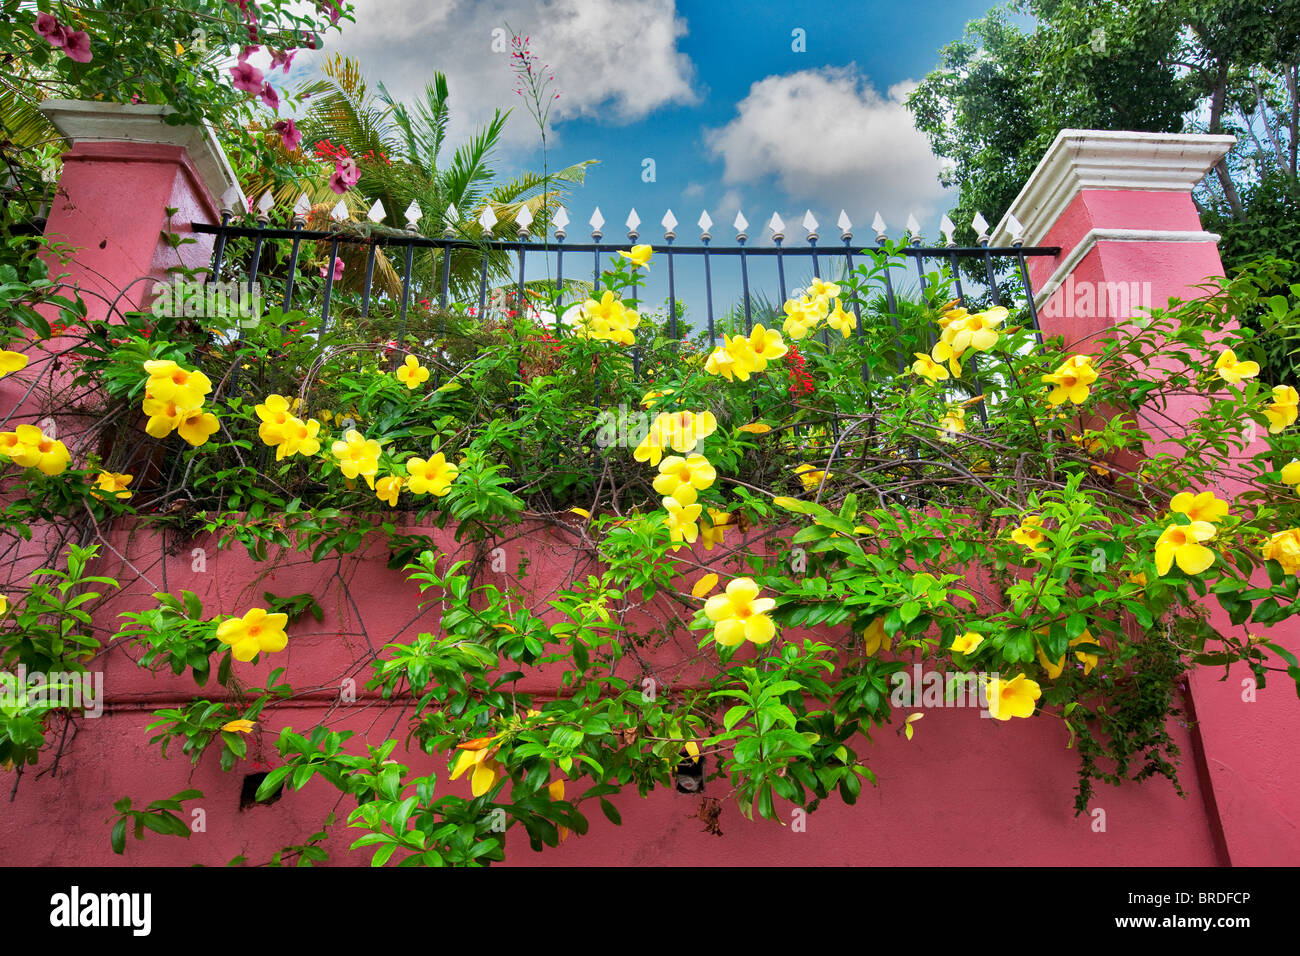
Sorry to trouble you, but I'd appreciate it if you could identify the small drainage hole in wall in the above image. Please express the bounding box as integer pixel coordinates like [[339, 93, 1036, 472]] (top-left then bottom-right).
[[240, 771, 283, 810]]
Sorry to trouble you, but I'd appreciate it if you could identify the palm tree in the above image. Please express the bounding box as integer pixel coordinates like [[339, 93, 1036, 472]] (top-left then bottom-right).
[[244, 55, 594, 307]]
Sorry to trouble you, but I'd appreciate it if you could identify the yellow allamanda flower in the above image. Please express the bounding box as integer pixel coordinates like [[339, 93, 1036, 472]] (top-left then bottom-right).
[[256, 394, 294, 446], [1282, 460, 1300, 486], [1041, 354, 1098, 406], [331, 429, 381, 488], [576, 291, 639, 346], [701, 508, 731, 551], [1154, 520, 1216, 576], [216, 607, 289, 663], [1170, 491, 1229, 525], [634, 410, 718, 466], [405, 453, 458, 496], [663, 495, 703, 545], [396, 355, 430, 390], [747, 323, 787, 369], [704, 577, 776, 647], [175, 407, 220, 446], [794, 463, 825, 492], [1261, 529, 1300, 575], [652, 454, 717, 506], [618, 244, 653, 268], [0, 350, 29, 378], [826, 298, 856, 337], [938, 405, 966, 438], [142, 359, 211, 410], [911, 352, 949, 382], [932, 306, 1006, 375], [375, 475, 404, 507], [1036, 628, 1100, 679], [1011, 514, 1046, 551], [863, 617, 891, 656], [704, 333, 761, 382], [781, 296, 825, 341], [1264, 385, 1299, 433], [805, 278, 841, 302], [93, 471, 133, 500], [6, 424, 71, 475], [547, 777, 571, 842], [274, 417, 321, 460], [1214, 348, 1259, 385], [221, 719, 256, 734], [951, 631, 984, 655], [450, 735, 505, 798], [986, 674, 1041, 720]]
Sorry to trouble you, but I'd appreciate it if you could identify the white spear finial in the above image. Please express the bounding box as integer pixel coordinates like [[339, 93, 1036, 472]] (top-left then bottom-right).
[[292, 193, 311, 224], [367, 199, 386, 224], [330, 199, 348, 223], [662, 209, 677, 239], [837, 210, 852, 240], [872, 211, 888, 242], [698, 210, 713, 239], [1006, 212, 1025, 246], [768, 212, 785, 240], [220, 185, 242, 216], [478, 203, 498, 233], [972, 211, 990, 245], [940, 214, 956, 247], [906, 214, 922, 245], [802, 209, 819, 239], [590, 206, 605, 238], [256, 190, 274, 221], [734, 210, 749, 239], [516, 204, 533, 234], [626, 208, 640, 239], [553, 206, 569, 239], [404, 200, 423, 230]]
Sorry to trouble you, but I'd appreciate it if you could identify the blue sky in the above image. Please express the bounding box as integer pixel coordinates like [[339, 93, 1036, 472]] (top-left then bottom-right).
[[300, 0, 1013, 320]]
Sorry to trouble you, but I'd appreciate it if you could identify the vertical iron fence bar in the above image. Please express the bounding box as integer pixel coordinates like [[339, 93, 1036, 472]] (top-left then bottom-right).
[[983, 249, 1002, 308], [555, 240, 565, 335], [630, 258, 641, 379], [477, 249, 488, 319], [913, 250, 934, 349], [361, 240, 378, 316], [439, 245, 451, 308], [739, 238, 753, 334], [282, 220, 304, 312], [666, 236, 677, 339], [394, 239, 414, 358], [1015, 247, 1041, 331], [775, 236, 788, 303], [210, 212, 231, 279], [319, 236, 341, 337], [703, 236, 715, 347], [879, 248, 905, 373], [844, 240, 867, 384], [246, 232, 265, 298], [515, 245, 527, 400]]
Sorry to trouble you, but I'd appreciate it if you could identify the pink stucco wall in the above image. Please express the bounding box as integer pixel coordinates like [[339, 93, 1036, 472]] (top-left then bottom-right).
[[2, 125, 1296, 866]]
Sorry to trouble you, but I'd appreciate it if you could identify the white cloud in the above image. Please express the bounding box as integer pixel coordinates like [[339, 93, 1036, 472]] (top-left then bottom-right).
[[703, 67, 950, 237], [309, 0, 697, 153]]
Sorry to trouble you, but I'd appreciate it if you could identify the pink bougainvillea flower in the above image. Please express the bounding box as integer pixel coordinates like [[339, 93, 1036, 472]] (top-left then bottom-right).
[[270, 48, 297, 74], [62, 30, 92, 63], [320, 258, 344, 281], [273, 118, 302, 152], [259, 82, 280, 112], [35, 13, 66, 47], [230, 60, 264, 95], [328, 157, 360, 194]]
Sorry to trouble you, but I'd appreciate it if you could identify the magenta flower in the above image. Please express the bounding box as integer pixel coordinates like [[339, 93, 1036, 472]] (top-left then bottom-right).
[[336, 157, 359, 183], [35, 13, 66, 47], [259, 82, 280, 112], [273, 119, 302, 152], [62, 30, 93, 63], [230, 61, 264, 95], [321, 258, 345, 281], [238, 45, 259, 62], [270, 48, 297, 74]]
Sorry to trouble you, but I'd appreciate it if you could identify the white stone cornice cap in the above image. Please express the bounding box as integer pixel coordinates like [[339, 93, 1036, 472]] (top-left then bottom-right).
[[991, 128, 1236, 247], [39, 99, 244, 212]]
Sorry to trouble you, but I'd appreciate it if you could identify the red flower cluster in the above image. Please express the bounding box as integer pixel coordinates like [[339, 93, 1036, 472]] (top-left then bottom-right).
[[784, 345, 815, 397], [532, 331, 563, 353], [314, 139, 350, 161], [359, 148, 391, 167]]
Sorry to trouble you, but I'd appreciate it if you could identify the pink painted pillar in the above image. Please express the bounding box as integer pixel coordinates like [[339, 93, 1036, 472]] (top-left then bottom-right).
[[35, 99, 243, 317], [994, 129, 1300, 865]]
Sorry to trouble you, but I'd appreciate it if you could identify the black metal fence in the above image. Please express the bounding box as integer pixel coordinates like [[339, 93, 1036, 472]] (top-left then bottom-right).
[[192, 214, 1059, 372]]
